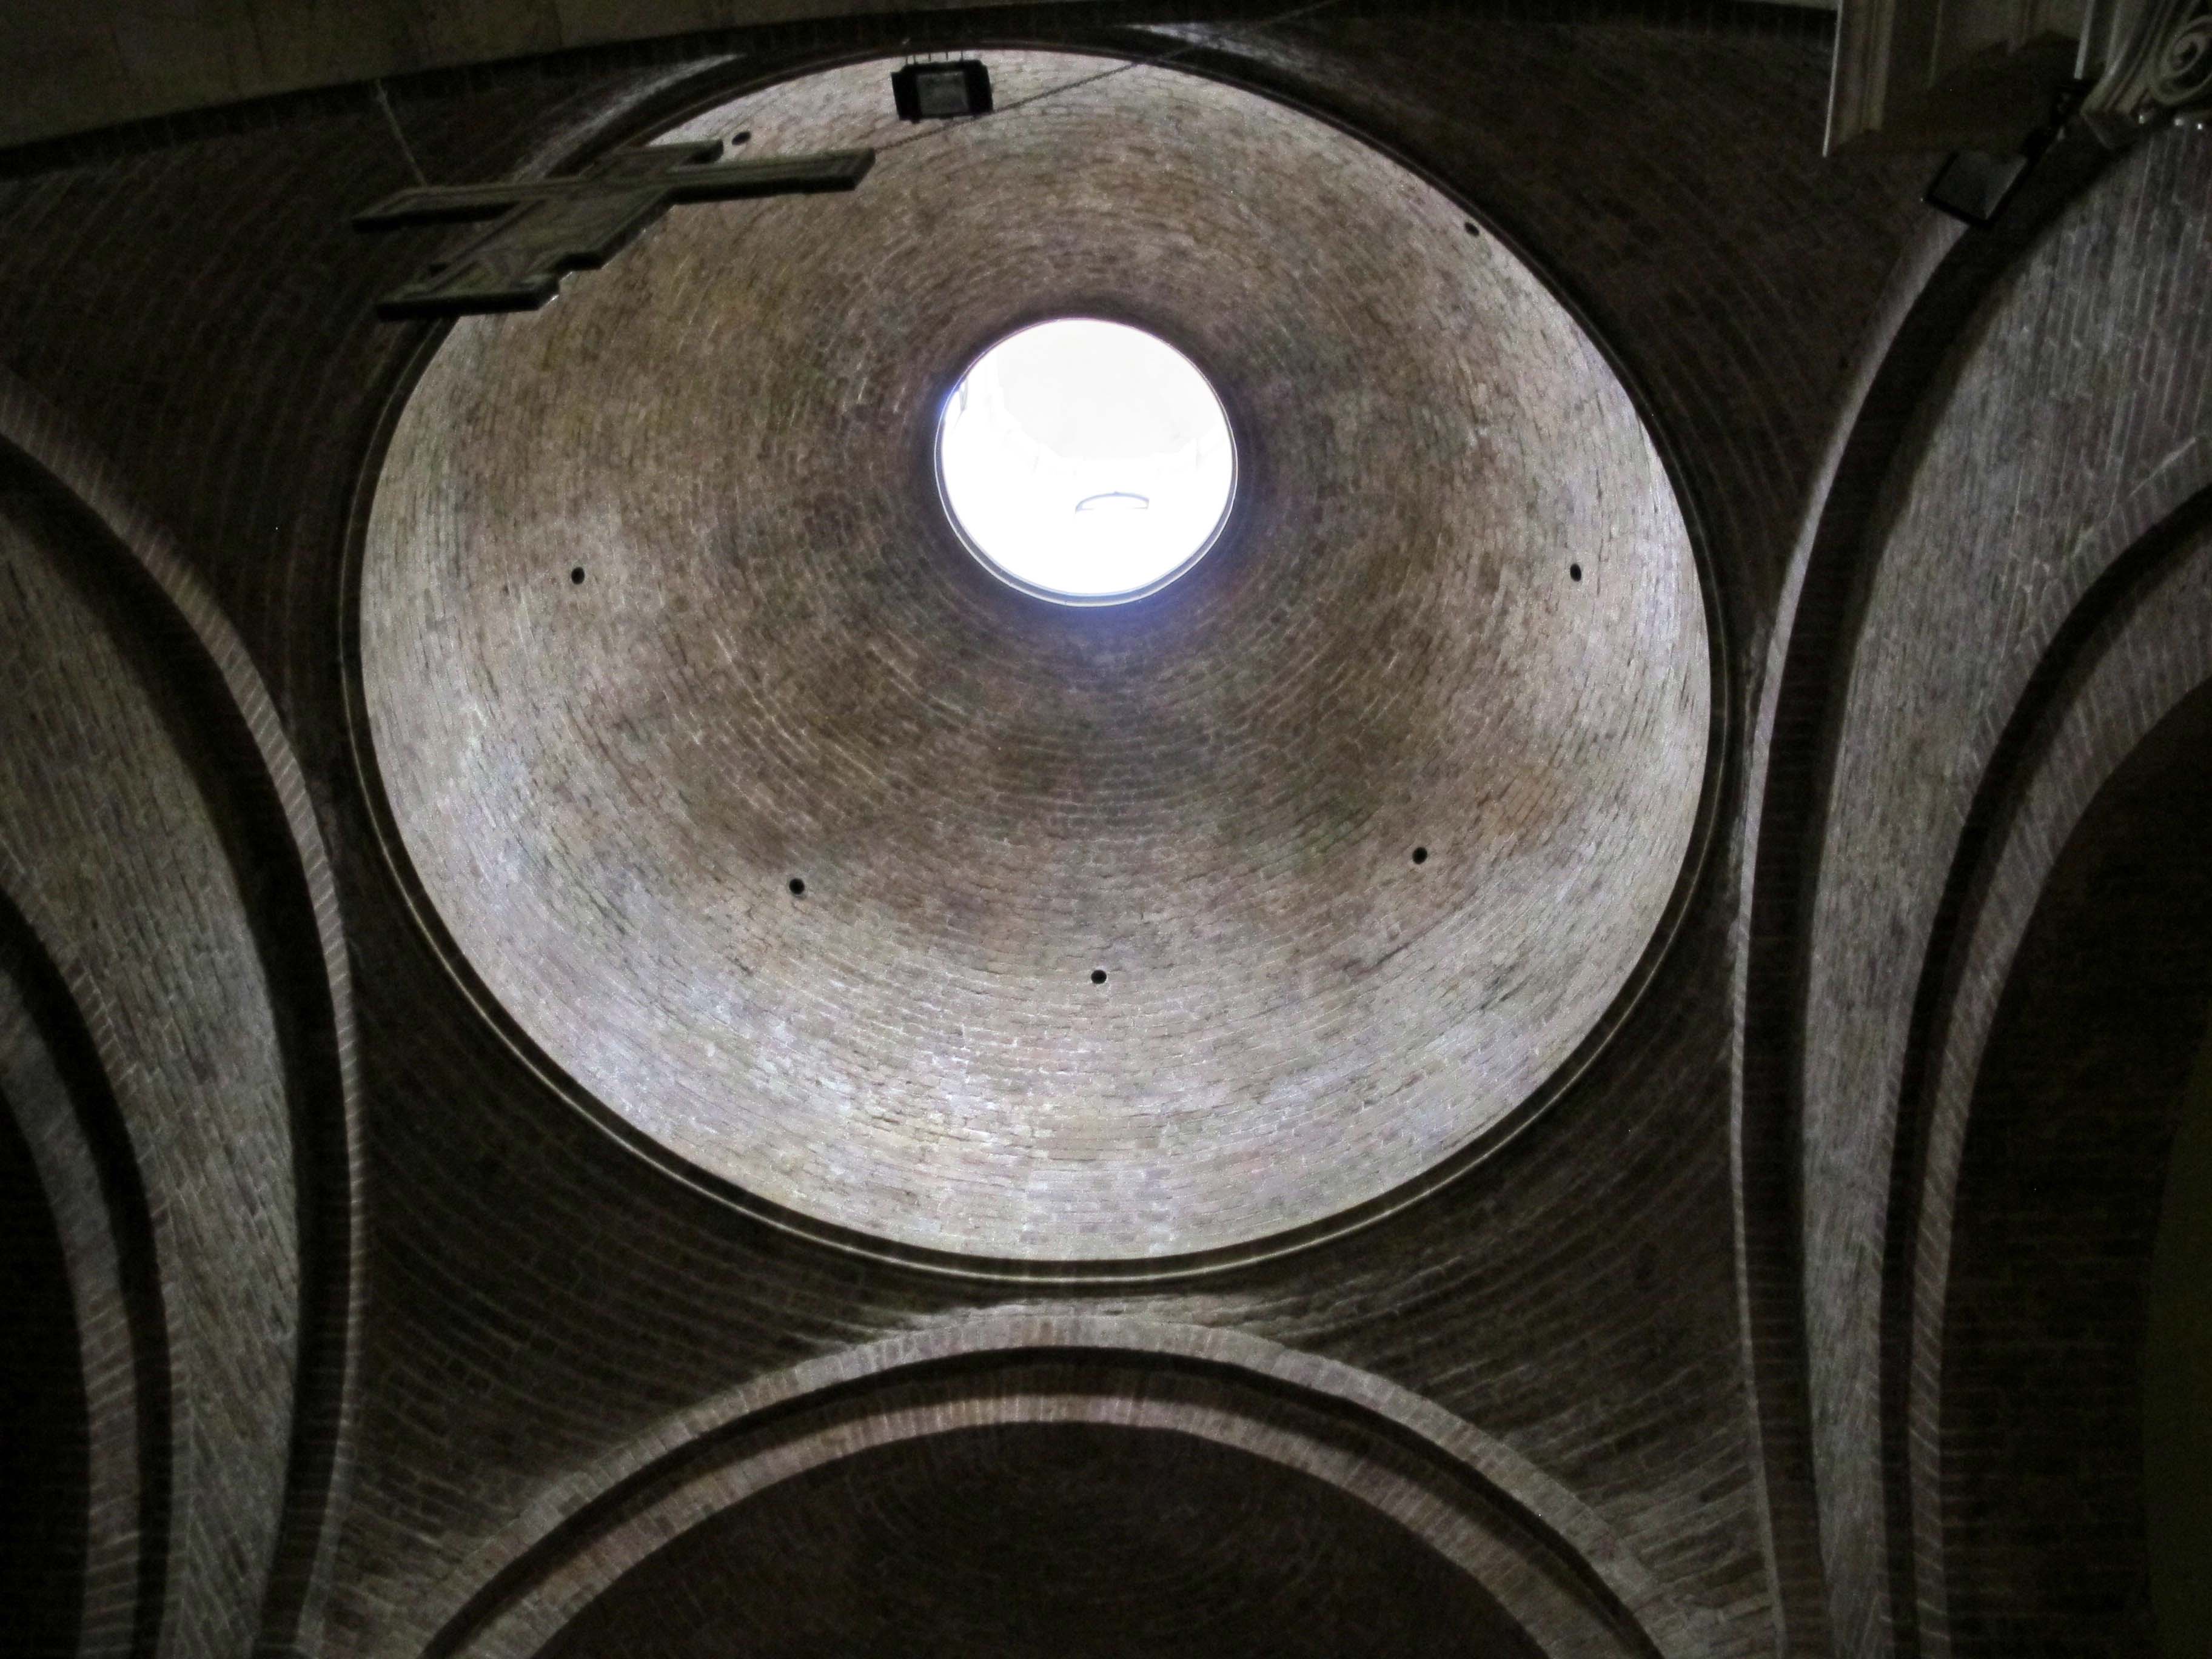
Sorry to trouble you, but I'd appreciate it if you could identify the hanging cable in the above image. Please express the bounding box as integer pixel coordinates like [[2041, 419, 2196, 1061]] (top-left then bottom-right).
[[872, 0, 1352, 158], [372, 79, 429, 187]]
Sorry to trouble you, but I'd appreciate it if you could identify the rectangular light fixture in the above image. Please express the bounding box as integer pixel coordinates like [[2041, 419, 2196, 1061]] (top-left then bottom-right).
[[892, 60, 994, 122], [1924, 149, 2036, 226]]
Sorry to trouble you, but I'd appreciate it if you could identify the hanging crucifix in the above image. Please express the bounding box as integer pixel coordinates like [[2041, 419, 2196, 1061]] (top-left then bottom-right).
[[353, 139, 874, 319]]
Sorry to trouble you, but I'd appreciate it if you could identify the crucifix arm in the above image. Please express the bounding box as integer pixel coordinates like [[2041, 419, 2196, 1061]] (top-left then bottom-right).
[[353, 140, 877, 318], [354, 147, 874, 230], [354, 181, 568, 229], [661, 149, 876, 202]]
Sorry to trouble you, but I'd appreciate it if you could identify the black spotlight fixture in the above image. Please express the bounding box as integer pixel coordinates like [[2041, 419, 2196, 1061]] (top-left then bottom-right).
[[1924, 147, 2037, 227], [1924, 79, 2086, 229], [892, 59, 994, 122]]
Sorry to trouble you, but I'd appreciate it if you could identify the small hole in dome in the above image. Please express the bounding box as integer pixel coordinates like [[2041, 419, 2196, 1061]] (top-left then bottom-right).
[[788, 877, 806, 896], [731, 130, 751, 145], [1464, 221, 1482, 236], [1091, 968, 1108, 984], [1569, 563, 1583, 582], [1412, 846, 1429, 865], [570, 566, 585, 585]]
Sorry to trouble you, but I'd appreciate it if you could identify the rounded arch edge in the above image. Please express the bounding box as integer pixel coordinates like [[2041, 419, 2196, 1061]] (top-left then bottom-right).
[[400, 1318, 1707, 1659]]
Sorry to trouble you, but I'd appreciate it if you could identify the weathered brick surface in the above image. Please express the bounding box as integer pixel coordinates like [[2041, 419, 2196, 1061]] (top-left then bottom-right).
[[544, 1421, 1545, 1659], [360, 50, 1709, 1264], [0, 366, 367, 1659], [0, 458, 298, 1659], [0, 5, 1937, 1655], [391, 1319, 1704, 1659], [1793, 129, 2212, 1659]]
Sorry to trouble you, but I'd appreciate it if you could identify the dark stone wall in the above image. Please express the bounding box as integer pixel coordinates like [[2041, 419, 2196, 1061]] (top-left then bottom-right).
[[0, 5, 1934, 1655]]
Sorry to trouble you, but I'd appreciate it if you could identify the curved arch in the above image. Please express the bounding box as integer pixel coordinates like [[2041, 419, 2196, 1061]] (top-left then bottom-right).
[[0, 369, 364, 1658], [1729, 129, 2120, 1657], [1737, 123, 2207, 1659], [387, 1319, 1708, 1659], [1899, 494, 2212, 1652], [1729, 203, 1960, 1659], [0, 879, 176, 1659]]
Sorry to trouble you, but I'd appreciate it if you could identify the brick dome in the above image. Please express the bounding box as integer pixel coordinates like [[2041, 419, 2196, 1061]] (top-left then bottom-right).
[[358, 51, 1711, 1266]]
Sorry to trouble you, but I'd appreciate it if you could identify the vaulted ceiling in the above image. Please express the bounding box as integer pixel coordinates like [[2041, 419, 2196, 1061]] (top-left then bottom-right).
[[0, 0, 1837, 149], [2, 5, 2205, 1659]]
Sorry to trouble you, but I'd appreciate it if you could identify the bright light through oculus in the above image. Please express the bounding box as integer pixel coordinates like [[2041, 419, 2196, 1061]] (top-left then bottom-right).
[[937, 318, 1235, 603]]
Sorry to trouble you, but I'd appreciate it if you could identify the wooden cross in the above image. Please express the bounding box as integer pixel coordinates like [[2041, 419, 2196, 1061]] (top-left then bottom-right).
[[353, 139, 874, 319]]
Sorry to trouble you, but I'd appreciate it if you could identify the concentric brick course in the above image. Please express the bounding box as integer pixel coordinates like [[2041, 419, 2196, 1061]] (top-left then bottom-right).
[[1770, 127, 2212, 1659], [0, 8, 1939, 1656], [0, 458, 297, 1659], [360, 51, 1709, 1262]]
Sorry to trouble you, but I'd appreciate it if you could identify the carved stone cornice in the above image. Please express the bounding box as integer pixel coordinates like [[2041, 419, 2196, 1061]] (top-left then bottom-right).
[[2080, 0, 2212, 139]]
